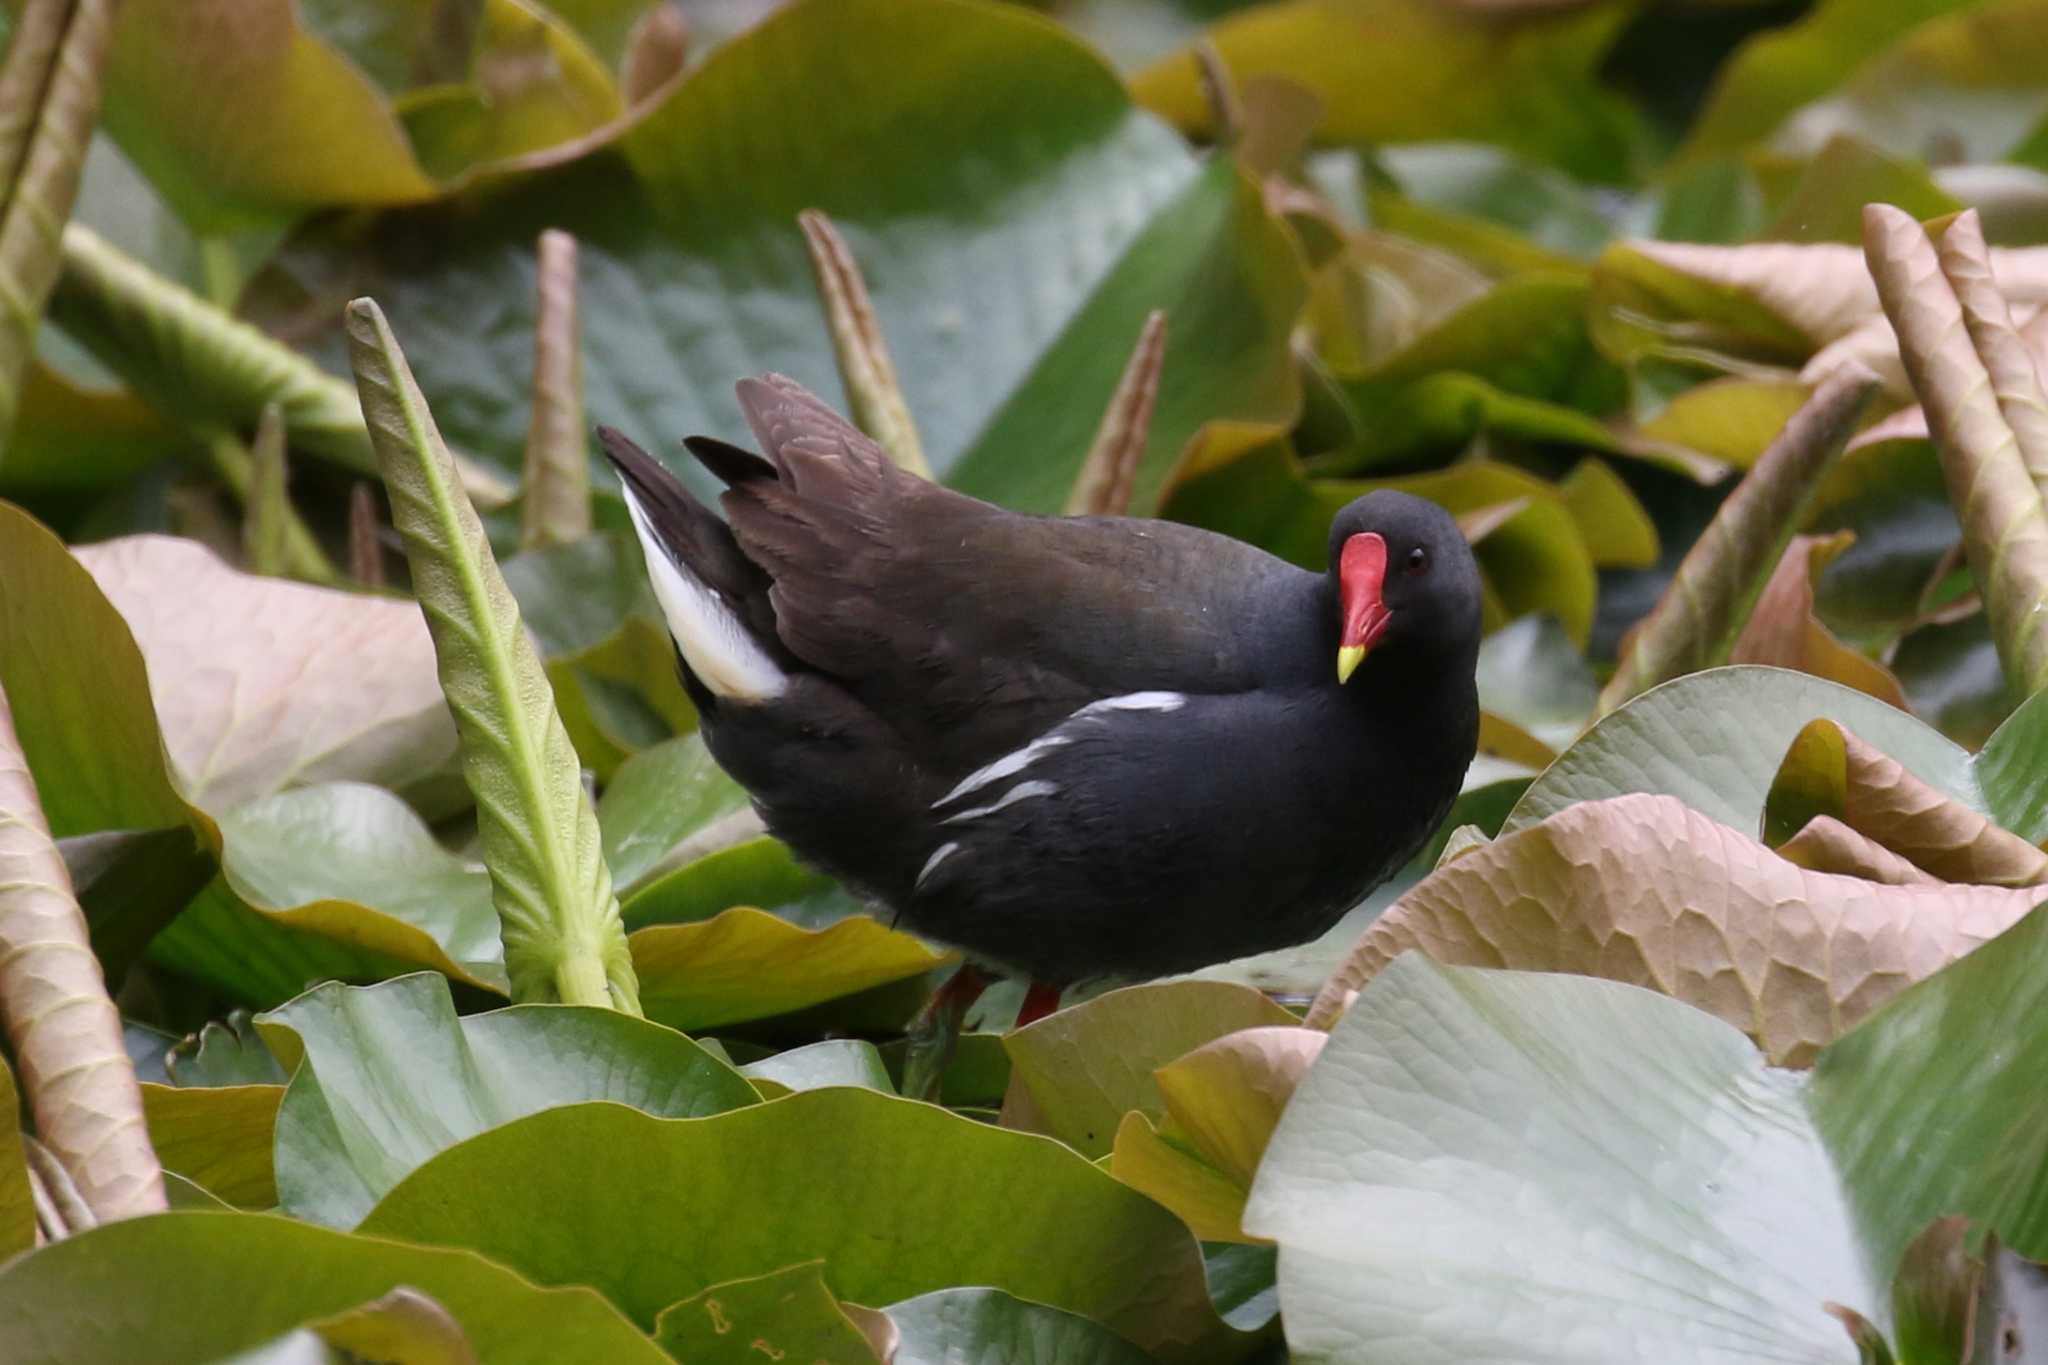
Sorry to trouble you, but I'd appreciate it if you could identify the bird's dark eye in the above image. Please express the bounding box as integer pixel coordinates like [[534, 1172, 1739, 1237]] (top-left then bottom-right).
[[1406, 546, 1429, 575]]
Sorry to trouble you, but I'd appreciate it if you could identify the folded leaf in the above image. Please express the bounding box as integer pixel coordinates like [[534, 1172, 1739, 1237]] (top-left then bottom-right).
[[1765, 718, 2048, 887], [1310, 793, 2044, 1065], [255, 972, 755, 1227], [1730, 532, 1908, 708], [1865, 205, 2048, 699], [348, 297, 636, 1011]]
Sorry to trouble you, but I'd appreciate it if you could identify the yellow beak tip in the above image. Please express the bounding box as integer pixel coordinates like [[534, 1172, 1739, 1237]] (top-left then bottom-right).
[[1336, 645, 1366, 684]]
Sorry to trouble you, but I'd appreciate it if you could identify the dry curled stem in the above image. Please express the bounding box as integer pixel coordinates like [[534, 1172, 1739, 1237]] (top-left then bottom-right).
[[1065, 311, 1166, 517], [519, 229, 592, 552], [0, 677, 165, 1222], [799, 208, 929, 477]]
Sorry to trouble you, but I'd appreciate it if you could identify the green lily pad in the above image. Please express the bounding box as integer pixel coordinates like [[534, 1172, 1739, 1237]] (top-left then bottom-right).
[[1506, 666, 1977, 838], [1248, 908, 2048, 1361], [653, 1262, 884, 1364], [359, 1090, 1253, 1360], [254, 972, 756, 1227], [1004, 980, 1296, 1160], [887, 1287, 1162, 1364], [740, 1039, 895, 1097], [139, 1083, 281, 1209], [1132, 0, 1644, 182], [275, 0, 1305, 515], [0, 1210, 670, 1364], [597, 733, 749, 894], [629, 907, 949, 1032], [0, 1059, 31, 1259]]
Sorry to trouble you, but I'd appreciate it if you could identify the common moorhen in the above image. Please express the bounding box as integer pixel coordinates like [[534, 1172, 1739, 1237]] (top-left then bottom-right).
[[602, 376, 1482, 1017]]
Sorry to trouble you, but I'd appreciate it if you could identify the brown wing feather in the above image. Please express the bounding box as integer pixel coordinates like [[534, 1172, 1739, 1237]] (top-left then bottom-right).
[[718, 375, 1299, 764]]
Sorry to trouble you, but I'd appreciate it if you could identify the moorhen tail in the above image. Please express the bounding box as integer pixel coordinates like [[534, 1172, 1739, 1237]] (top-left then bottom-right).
[[603, 374, 1482, 990]]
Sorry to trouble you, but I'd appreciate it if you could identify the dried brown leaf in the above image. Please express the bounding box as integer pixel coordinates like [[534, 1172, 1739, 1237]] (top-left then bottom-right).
[[1766, 717, 2048, 888], [1778, 816, 1943, 887], [1307, 793, 2044, 1065], [1731, 531, 1907, 707], [73, 535, 456, 813]]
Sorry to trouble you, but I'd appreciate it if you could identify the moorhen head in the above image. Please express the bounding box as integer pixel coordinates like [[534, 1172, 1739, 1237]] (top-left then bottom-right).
[[604, 375, 1482, 1001]]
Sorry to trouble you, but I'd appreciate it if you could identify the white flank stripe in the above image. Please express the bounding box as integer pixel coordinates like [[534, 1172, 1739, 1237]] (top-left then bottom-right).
[[942, 779, 1058, 826], [933, 733, 1072, 807], [931, 691, 1185, 812], [1077, 690, 1186, 716], [916, 841, 961, 890], [620, 486, 787, 702]]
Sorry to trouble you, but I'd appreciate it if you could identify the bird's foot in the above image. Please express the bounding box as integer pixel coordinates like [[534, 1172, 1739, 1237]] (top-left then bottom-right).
[[901, 963, 991, 1102]]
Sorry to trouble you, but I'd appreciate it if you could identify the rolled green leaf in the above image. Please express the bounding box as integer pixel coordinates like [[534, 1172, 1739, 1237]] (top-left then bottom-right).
[[1597, 366, 1878, 714], [518, 229, 592, 552], [0, 0, 116, 448], [1865, 204, 2048, 699], [50, 225, 515, 507], [345, 297, 639, 1013], [0, 675, 166, 1222], [798, 208, 930, 478]]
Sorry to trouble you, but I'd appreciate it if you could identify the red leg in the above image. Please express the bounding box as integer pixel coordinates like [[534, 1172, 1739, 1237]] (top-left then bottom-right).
[[1014, 979, 1063, 1028]]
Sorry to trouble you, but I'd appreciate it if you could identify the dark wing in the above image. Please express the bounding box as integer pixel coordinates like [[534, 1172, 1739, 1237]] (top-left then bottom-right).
[[709, 375, 1310, 764]]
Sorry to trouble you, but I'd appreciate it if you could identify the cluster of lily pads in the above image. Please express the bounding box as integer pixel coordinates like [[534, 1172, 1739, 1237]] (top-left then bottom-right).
[[2, 0, 2048, 1362]]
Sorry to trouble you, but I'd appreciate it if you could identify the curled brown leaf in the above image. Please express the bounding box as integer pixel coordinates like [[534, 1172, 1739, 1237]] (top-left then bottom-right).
[[0, 678, 165, 1221], [1307, 793, 2044, 1065], [1065, 310, 1166, 517], [1765, 717, 2048, 888]]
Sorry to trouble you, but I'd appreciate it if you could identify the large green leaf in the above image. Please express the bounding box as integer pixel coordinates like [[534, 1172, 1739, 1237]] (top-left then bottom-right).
[[887, 1287, 1163, 1365], [269, 0, 1302, 514], [0, 1210, 670, 1364], [0, 500, 194, 839], [629, 907, 948, 1033], [652, 1262, 885, 1364], [1506, 666, 1977, 837], [596, 733, 748, 893], [0, 1057, 31, 1258], [149, 783, 506, 1003], [1131, 0, 1645, 182], [359, 1091, 1254, 1361], [1678, 0, 1988, 163], [1004, 980, 1296, 1161], [254, 972, 756, 1227], [1248, 910, 2048, 1361]]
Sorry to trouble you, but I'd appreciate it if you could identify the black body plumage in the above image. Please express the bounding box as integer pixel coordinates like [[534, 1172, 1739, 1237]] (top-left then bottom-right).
[[603, 375, 1482, 985]]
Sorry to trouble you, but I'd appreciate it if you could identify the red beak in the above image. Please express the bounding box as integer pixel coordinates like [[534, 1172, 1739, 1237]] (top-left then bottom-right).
[[1337, 532, 1391, 683]]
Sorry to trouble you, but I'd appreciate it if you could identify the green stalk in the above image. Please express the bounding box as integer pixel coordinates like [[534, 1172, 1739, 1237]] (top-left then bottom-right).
[[50, 224, 516, 507], [201, 423, 339, 585], [0, 0, 117, 449], [346, 297, 638, 1012], [518, 229, 592, 551], [0, 675, 166, 1222], [240, 402, 291, 576]]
